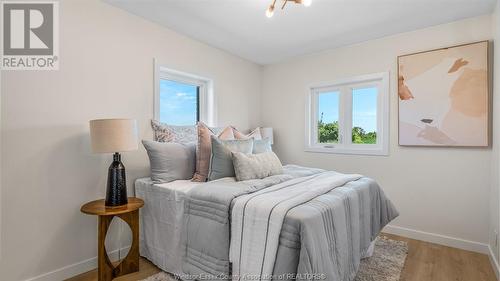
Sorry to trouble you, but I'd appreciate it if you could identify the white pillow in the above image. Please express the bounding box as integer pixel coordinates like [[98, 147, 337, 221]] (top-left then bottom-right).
[[231, 151, 283, 181]]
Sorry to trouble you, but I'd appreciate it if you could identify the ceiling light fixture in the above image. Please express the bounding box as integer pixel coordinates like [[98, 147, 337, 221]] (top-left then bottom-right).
[[266, 4, 275, 18], [302, 0, 312, 7], [265, 0, 312, 18]]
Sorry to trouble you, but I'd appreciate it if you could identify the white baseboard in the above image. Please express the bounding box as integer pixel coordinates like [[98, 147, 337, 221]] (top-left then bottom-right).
[[383, 225, 490, 254], [23, 226, 499, 281], [384, 224, 500, 278], [23, 246, 131, 281], [488, 246, 500, 280]]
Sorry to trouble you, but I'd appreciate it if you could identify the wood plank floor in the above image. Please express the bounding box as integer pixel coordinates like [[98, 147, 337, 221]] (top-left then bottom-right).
[[382, 234, 497, 281], [66, 258, 161, 281], [67, 234, 497, 281]]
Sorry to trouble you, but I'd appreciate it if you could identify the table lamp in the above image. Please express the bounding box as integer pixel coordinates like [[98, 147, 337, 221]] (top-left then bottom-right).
[[89, 119, 138, 207]]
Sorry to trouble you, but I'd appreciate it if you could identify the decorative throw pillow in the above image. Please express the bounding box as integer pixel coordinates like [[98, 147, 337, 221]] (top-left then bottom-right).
[[193, 122, 235, 182], [208, 136, 254, 181], [142, 140, 196, 183], [210, 127, 225, 136], [233, 127, 262, 140], [253, 138, 272, 154], [231, 151, 283, 181], [151, 120, 197, 143]]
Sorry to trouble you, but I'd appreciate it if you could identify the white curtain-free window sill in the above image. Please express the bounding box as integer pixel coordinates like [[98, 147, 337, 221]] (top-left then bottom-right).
[[304, 145, 389, 156]]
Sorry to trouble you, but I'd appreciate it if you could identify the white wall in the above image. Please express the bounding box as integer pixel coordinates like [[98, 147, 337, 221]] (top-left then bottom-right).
[[0, 0, 261, 280], [490, 0, 500, 267], [261, 15, 493, 247], [1, 1, 498, 280]]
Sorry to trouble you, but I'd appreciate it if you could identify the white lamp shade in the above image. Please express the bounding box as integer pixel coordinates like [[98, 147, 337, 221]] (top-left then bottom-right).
[[89, 119, 138, 153], [260, 127, 274, 144]]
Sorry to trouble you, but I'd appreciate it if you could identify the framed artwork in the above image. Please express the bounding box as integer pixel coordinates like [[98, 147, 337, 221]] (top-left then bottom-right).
[[398, 41, 489, 147]]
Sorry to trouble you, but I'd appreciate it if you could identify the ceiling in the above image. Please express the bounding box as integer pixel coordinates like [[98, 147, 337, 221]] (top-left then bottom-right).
[[104, 0, 496, 65]]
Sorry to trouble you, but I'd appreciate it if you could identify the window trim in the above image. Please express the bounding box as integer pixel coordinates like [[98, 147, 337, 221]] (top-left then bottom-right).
[[154, 60, 216, 126], [305, 72, 390, 156]]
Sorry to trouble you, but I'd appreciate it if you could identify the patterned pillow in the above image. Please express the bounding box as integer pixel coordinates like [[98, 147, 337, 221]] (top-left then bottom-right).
[[192, 122, 235, 182], [232, 127, 262, 140], [231, 151, 283, 181], [151, 120, 197, 143]]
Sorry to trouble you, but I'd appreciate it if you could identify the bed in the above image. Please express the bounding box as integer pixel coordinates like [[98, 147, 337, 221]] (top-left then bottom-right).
[[136, 178, 202, 276], [136, 165, 398, 281]]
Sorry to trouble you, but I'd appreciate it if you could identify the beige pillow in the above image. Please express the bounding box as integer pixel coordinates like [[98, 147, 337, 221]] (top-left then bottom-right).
[[192, 122, 235, 182], [233, 127, 262, 140], [231, 151, 283, 181]]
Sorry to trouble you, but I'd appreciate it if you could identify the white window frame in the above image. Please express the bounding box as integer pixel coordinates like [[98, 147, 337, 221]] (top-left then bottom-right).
[[305, 72, 389, 156], [154, 60, 216, 126]]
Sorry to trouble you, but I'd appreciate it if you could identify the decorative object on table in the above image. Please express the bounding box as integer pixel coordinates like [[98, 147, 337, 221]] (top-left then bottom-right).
[[260, 127, 274, 144], [81, 197, 144, 281], [90, 119, 138, 207], [398, 41, 489, 146]]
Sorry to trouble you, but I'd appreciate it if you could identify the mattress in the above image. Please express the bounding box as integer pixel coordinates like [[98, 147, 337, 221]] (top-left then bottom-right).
[[135, 178, 202, 276]]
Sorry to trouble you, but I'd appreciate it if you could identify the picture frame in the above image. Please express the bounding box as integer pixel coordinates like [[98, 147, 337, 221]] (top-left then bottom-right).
[[397, 41, 489, 147]]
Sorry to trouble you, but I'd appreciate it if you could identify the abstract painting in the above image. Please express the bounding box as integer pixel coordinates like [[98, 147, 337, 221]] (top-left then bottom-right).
[[398, 41, 489, 146]]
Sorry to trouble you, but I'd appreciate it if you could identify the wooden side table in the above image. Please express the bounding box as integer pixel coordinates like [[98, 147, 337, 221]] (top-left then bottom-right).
[[81, 197, 144, 281]]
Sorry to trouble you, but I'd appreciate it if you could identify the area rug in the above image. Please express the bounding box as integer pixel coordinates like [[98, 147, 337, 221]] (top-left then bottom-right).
[[354, 236, 408, 281], [141, 237, 408, 281]]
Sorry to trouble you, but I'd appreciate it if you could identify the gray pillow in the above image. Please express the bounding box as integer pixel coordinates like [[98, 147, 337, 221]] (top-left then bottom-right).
[[208, 136, 254, 181], [142, 140, 196, 183], [253, 138, 272, 154], [231, 151, 283, 181]]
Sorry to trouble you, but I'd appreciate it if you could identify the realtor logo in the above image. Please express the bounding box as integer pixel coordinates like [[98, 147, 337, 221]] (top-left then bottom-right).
[[1, 1, 59, 70]]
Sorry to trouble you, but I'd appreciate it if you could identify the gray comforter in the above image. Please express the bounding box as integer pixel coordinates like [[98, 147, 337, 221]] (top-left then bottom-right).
[[181, 165, 398, 281]]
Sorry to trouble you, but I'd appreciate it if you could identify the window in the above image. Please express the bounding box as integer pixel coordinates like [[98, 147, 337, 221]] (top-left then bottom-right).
[[154, 62, 215, 126], [159, 79, 199, 125], [306, 72, 389, 155]]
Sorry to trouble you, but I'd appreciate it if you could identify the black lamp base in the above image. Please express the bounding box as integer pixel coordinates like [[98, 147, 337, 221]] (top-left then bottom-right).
[[105, 152, 128, 207]]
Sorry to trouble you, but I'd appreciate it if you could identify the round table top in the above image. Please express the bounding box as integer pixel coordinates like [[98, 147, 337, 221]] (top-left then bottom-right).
[[80, 197, 144, 216]]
